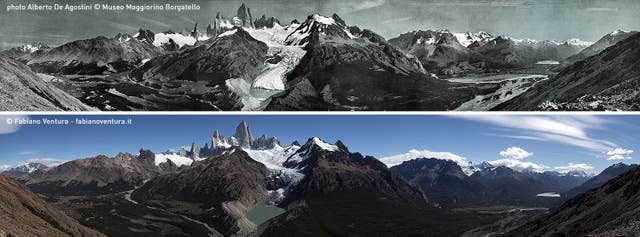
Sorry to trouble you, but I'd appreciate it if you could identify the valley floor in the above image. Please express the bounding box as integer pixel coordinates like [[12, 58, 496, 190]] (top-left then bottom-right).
[[43, 64, 558, 111]]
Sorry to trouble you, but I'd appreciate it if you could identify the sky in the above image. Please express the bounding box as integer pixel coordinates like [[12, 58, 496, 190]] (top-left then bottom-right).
[[0, 114, 637, 174], [2, 0, 640, 49]]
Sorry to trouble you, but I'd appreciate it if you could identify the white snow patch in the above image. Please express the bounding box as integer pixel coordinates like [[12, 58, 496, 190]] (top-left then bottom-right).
[[536, 60, 560, 65], [37, 73, 57, 82], [566, 38, 593, 47], [453, 32, 493, 47], [218, 29, 238, 38], [153, 33, 205, 48], [313, 15, 335, 25], [252, 65, 288, 90], [21, 44, 43, 53], [416, 37, 436, 45], [380, 149, 475, 174], [610, 30, 628, 36], [312, 137, 338, 151], [243, 146, 305, 201], [536, 192, 561, 198], [539, 100, 559, 110], [154, 153, 193, 167]]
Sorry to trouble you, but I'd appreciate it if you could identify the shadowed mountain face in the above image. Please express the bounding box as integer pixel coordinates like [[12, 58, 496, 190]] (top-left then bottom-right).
[[495, 32, 640, 111], [391, 159, 589, 207], [25, 33, 161, 75], [0, 55, 94, 111], [0, 42, 49, 60], [21, 151, 163, 196], [564, 163, 638, 199], [130, 28, 269, 110], [281, 138, 426, 205], [0, 175, 106, 237], [471, 36, 586, 68], [388, 30, 484, 75], [131, 149, 274, 236], [513, 166, 640, 236], [565, 30, 639, 64], [266, 14, 493, 111], [131, 28, 268, 84], [261, 139, 505, 236], [390, 158, 484, 207]]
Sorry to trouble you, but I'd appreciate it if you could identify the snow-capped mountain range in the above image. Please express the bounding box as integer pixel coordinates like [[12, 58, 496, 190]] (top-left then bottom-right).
[[379, 149, 593, 176], [405, 29, 593, 49], [0, 162, 48, 178]]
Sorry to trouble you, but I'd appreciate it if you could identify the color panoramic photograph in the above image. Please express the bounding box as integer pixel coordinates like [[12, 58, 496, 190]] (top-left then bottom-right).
[[1, 114, 640, 236], [1, 0, 640, 111]]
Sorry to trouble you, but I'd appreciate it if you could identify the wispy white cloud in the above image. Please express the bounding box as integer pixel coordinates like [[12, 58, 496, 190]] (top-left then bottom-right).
[[102, 20, 138, 32], [18, 151, 38, 156], [381, 16, 415, 24], [585, 7, 618, 12], [345, 0, 387, 13], [135, 17, 171, 29], [484, 133, 546, 141], [453, 115, 620, 153], [0, 165, 9, 171]]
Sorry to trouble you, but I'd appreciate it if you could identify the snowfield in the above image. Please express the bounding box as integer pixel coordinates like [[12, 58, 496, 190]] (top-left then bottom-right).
[[243, 145, 305, 188], [154, 153, 193, 167], [153, 32, 210, 48], [536, 192, 561, 197], [225, 25, 307, 110]]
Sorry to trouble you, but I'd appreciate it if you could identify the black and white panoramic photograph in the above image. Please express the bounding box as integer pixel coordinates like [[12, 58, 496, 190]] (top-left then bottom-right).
[[1, 0, 640, 111], [2, 114, 640, 236]]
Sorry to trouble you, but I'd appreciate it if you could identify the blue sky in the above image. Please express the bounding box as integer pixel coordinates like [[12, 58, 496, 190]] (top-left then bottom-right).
[[0, 114, 637, 174]]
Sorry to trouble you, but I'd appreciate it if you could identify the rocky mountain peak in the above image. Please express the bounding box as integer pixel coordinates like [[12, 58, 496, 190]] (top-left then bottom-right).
[[137, 148, 155, 162], [114, 152, 135, 162], [234, 120, 254, 148], [284, 13, 355, 46], [190, 141, 200, 159], [236, 3, 254, 28], [114, 33, 133, 43], [331, 13, 346, 26], [1, 163, 49, 178], [307, 137, 341, 152], [283, 137, 346, 168], [135, 29, 155, 44], [254, 15, 281, 28], [566, 170, 589, 177]]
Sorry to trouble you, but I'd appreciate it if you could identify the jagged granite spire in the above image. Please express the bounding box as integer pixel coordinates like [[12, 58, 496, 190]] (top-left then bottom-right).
[[211, 129, 223, 149], [237, 3, 254, 28], [234, 120, 253, 148], [190, 141, 200, 160]]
